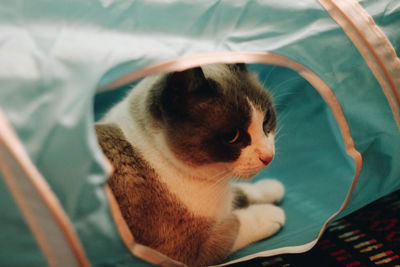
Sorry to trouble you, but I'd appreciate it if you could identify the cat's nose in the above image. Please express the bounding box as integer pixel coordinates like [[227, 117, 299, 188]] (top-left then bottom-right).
[[259, 154, 274, 166]]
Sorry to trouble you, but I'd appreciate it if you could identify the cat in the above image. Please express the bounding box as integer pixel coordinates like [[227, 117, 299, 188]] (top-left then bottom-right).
[[95, 64, 285, 266]]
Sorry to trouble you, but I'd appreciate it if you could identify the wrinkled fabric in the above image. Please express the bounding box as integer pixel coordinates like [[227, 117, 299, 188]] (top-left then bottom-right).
[[1, 0, 399, 266]]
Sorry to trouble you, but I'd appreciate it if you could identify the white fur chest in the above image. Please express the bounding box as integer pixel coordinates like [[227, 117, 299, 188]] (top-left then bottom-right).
[[128, 123, 234, 219], [154, 166, 233, 219], [101, 85, 233, 220]]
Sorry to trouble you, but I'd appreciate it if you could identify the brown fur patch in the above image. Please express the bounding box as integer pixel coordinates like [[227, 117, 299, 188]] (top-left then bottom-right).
[[95, 124, 239, 266], [232, 187, 250, 209], [145, 65, 276, 167]]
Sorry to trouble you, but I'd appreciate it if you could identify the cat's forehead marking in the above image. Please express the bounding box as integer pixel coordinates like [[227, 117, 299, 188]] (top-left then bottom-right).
[[247, 100, 266, 141], [203, 64, 272, 112], [202, 64, 243, 92], [202, 64, 232, 80]]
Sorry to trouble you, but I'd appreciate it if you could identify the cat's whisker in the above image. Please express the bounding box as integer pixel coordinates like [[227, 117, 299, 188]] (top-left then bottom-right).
[[273, 103, 290, 110], [274, 132, 283, 143], [232, 177, 241, 185], [262, 65, 277, 87], [198, 167, 230, 181], [274, 124, 286, 138], [197, 169, 233, 202], [269, 79, 302, 108], [276, 111, 292, 126], [205, 170, 231, 192], [274, 133, 288, 145], [271, 91, 298, 101], [274, 128, 285, 139], [198, 178, 230, 205], [270, 76, 302, 92]]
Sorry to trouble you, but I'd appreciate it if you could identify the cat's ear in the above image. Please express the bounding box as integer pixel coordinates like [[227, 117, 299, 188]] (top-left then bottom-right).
[[161, 67, 214, 116], [228, 63, 248, 73], [166, 67, 208, 95]]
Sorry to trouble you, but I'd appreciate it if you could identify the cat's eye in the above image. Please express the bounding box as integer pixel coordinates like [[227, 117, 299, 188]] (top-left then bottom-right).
[[264, 109, 271, 125], [263, 110, 272, 133], [263, 115, 269, 128], [222, 129, 241, 144]]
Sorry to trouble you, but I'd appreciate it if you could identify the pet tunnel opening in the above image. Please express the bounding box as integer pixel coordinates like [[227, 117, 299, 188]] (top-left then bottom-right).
[[1, 0, 399, 266], [93, 52, 361, 266]]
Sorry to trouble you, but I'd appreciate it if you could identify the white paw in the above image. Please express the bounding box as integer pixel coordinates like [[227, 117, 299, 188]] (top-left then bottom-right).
[[252, 179, 285, 204], [252, 203, 285, 230], [231, 204, 285, 252], [251, 204, 285, 242]]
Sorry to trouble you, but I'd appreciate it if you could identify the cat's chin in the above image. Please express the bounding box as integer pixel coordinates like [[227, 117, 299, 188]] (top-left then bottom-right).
[[232, 171, 260, 180]]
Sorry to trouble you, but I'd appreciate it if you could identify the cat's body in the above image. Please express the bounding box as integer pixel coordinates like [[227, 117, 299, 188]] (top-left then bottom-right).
[[96, 64, 285, 266]]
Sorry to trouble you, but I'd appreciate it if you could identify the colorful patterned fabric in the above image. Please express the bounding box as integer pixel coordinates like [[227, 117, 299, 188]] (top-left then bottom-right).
[[231, 190, 400, 266]]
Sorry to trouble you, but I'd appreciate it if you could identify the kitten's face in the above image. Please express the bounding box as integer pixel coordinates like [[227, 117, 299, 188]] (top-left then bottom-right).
[[150, 64, 276, 179]]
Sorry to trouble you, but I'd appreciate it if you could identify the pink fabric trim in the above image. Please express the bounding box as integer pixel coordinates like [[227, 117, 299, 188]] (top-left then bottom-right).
[[318, 0, 400, 131], [0, 109, 90, 267]]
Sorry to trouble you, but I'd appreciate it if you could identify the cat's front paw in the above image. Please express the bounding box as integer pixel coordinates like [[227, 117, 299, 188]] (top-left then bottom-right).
[[263, 203, 285, 228], [251, 204, 285, 233], [233, 179, 284, 206], [253, 179, 285, 204], [231, 203, 285, 252]]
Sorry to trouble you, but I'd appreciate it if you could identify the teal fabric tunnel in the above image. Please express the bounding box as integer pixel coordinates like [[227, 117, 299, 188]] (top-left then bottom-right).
[[0, 0, 399, 266]]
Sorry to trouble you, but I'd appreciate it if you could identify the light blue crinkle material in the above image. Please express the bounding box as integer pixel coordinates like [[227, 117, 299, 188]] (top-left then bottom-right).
[[0, 0, 399, 266]]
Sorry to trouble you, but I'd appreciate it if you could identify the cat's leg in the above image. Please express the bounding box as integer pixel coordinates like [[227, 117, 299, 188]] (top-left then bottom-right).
[[230, 204, 285, 252], [195, 207, 283, 265], [233, 179, 284, 208], [193, 215, 239, 266]]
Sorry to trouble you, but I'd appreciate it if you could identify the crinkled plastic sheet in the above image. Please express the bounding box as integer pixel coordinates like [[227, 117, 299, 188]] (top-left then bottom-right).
[[0, 0, 399, 266]]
